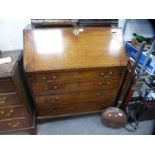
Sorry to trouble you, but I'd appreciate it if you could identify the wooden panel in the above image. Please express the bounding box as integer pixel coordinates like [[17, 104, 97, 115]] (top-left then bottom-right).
[[34, 90, 117, 107], [32, 79, 121, 95], [0, 78, 16, 93], [0, 92, 20, 107], [35, 92, 78, 106], [0, 106, 26, 120], [24, 26, 128, 72], [37, 100, 114, 117], [0, 117, 30, 132], [33, 67, 124, 83]]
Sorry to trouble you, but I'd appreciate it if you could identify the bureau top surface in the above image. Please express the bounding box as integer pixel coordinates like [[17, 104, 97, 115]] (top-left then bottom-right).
[[0, 50, 22, 78], [24, 26, 127, 72]]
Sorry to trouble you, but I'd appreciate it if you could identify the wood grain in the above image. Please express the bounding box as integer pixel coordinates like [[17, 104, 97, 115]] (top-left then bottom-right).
[[24, 26, 127, 72]]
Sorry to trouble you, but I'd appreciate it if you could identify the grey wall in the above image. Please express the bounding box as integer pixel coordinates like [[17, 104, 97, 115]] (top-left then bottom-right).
[[0, 19, 154, 51], [119, 19, 154, 41], [0, 19, 30, 51]]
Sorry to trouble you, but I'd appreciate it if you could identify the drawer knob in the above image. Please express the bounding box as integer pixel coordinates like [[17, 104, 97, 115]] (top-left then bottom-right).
[[8, 121, 20, 128], [42, 76, 47, 80], [47, 96, 59, 102], [0, 111, 4, 114], [6, 109, 14, 116], [55, 96, 59, 100], [44, 86, 58, 90], [2, 97, 7, 100], [44, 86, 48, 90], [98, 82, 102, 86], [52, 75, 56, 79], [106, 82, 110, 85], [101, 72, 112, 78], [54, 86, 58, 89], [0, 109, 14, 116], [0, 97, 7, 104], [98, 82, 110, 86], [100, 72, 105, 76], [0, 100, 6, 104]]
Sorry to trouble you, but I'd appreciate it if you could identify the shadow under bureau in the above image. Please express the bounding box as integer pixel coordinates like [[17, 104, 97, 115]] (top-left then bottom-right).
[[23, 26, 128, 122]]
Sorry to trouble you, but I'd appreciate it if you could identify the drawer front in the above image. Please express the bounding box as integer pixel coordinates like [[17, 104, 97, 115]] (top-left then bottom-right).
[[79, 90, 117, 102], [32, 79, 121, 95], [35, 90, 117, 107], [37, 100, 114, 117], [0, 78, 16, 93], [0, 106, 26, 120], [0, 117, 31, 132], [33, 67, 124, 83], [35, 92, 79, 106], [0, 92, 20, 107]]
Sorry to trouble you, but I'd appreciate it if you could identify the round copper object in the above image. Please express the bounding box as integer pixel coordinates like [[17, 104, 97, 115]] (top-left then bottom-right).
[[101, 107, 128, 128]]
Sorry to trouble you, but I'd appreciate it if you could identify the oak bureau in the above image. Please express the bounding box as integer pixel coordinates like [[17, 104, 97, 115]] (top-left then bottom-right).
[[23, 25, 128, 122], [0, 50, 35, 134]]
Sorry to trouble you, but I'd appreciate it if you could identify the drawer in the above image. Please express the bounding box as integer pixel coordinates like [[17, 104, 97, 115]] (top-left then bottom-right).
[[0, 92, 20, 107], [35, 92, 79, 106], [37, 100, 114, 117], [32, 67, 124, 83], [35, 90, 117, 107], [0, 106, 26, 120], [0, 117, 31, 132], [32, 79, 121, 95], [0, 78, 16, 93], [79, 90, 117, 102]]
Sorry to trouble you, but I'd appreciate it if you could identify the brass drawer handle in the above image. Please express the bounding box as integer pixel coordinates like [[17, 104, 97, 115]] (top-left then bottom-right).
[[48, 75, 57, 79], [0, 97, 7, 104], [44, 86, 58, 90], [0, 100, 6, 104], [8, 121, 20, 128], [42, 76, 47, 80], [47, 96, 60, 102], [98, 82, 102, 86], [100, 71, 112, 77], [43, 75, 56, 81], [0, 109, 14, 116], [52, 75, 56, 79], [98, 82, 110, 86]]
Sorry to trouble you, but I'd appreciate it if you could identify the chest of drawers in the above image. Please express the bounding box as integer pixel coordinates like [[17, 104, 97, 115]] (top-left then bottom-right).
[[24, 26, 128, 122], [0, 50, 35, 134]]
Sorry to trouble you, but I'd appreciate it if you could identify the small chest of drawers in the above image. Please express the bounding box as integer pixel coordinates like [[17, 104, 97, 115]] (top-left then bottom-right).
[[0, 50, 35, 134], [24, 26, 128, 122]]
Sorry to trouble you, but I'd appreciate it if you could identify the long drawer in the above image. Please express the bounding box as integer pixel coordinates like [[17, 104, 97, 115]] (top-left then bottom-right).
[[0, 78, 16, 93], [0, 105, 26, 120], [34, 90, 117, 107], [32, 67, 125, 83], [0, 117, 31, 132], [0, 92, 20, 107], [32, 79, 121, 95], [37, 100, 114, 117]]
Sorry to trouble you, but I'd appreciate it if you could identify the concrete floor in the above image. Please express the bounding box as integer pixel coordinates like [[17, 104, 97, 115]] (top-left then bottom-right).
[[37, 113, 155, 135]]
